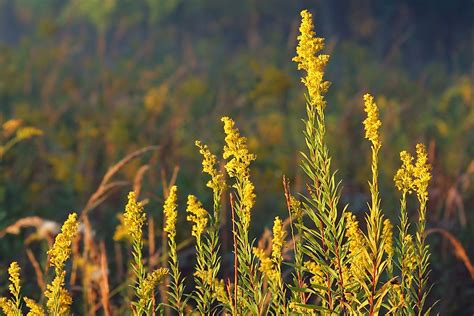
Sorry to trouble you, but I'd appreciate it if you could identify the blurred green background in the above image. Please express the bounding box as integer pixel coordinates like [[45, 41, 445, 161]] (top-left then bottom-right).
[[0, 0, 472, 314]]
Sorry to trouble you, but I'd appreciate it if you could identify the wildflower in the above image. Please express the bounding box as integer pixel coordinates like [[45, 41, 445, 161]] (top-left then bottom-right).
[[163, 186, 178, 239], [253, 248, 278, 284], [8, 262, 21, 301], [196, 140, 225, 193], [383, 219, 394, 271], [402, 235, 417, 287], [48, 213, 79, 270], [24, 297, 46, 316], [137, 268, 168, 304], [123, 192, 146, 244], [45, 271, 73, 316], [212, 279, 229, 305], [413, 144, 431, 201], [293, 10, 330, 107], [304, 261, 324, 288], [221, 116, 256, 230], [394, 151, 415, 193], [15, 127, 43, 141], [345, 213, 368, 280], [186, 195, 208, 240], [271, 217, 285, 263], [0, 298, 16, 316], [363, 93, 381, 148]]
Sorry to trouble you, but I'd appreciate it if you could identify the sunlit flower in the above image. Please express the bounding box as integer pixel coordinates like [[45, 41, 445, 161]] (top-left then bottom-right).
[[48, 213, 79, 271], [24, 297, 46, 316], [123, 192, 146, 245], [363, 93, 381, 148], [163, 186, 178, 240], [186, 195, 208, 240]]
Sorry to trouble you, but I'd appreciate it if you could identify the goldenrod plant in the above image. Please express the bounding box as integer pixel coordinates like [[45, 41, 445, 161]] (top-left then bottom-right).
[[0, 9, 438, 316]]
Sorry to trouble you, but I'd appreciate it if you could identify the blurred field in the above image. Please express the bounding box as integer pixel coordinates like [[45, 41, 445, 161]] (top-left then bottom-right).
[[0, 0, 473, 314]]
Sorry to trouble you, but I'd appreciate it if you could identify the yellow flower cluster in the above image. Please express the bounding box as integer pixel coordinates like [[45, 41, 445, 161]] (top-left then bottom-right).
[[304, 261, 324, 288], [394, 144, 431, 200], [48, 213, 79, 270], [24, 297, 46, 316], [137, 268, 168, 305], [271, 217, 285, 263], [45, 271, 72, 315], [253, 248, 279, 284], [123, 192, 146, 244], [16, 127, 43, 141], [363, 93, 381, 148], [212, 279, 229, 305], [221, 116, 256, 230], [0, 298, 16, 315], [345, 213, 368, 280], [113, 214, 130, 242], [196, 140, 225, 194], [394, 151, 415, 193], [8, 262, 21, 301], [382, 219, 394, 272], [186, 195, 208, 240], [413, 144, 431, 201], [292, 10, 330, 108], [402, 235, 417, 287], [163, 186, 178, 239], [290, 196, 303, 221]]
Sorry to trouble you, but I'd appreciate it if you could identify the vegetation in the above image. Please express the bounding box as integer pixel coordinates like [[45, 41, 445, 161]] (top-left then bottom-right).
[[0, 1, 473, 315]]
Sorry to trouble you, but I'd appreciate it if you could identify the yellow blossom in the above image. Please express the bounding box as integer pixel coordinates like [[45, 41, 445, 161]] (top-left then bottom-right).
[[413, 144, 431, 201], [212, 279, 229, 305], [186, 195, 208, 240], [163, 186, 178, 240], [24, 297, 46, 316], [293, 10, 330, 108], [137, 268, 168, 305], [383, 218, 394, 272], [363, 93, 381, 148], [45, 271, 72, 316], [0, 298, 16, 316], [123, 191, 146, 244], [15, 127, 43, 141], [196, 140, 225, 193], [394, 150, 415, 193], [402, 235, 417, 287], [289, 196, 303, 221], [345, 213, 368, 280], [304, 261, 324, 288], [253, 248, 278, 284], [271, 217, 285, 264], [48, 213, 79, 271], [221, 116, 256, 230], [7, 262, 21, 302]]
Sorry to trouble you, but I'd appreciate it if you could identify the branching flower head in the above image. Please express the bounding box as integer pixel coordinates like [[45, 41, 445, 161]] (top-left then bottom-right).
[[48, 213, 79, 271], [345, 213, 368, 280], [253, 248, 279, 284], [363, 93, 381, 148], [394, 151, 415, 193], [163, 186, 178, 240], [8, 262, 21, 301], [196, 140, 225, 194], [24, 297, 46, 316], [271, 217, 285, 263], [45, 270, 73, 316], [123, 191, 146, 244], [413, 144, 431, 201], [186, 195, 208, 240], [137, 268, 168, 306], [293, 10, 330, 108]]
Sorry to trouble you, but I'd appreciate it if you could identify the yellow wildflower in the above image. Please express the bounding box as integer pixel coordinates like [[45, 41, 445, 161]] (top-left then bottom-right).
[[383, 219, 394, 272], [394, 150, 415, 193], [363, 93, 381, 148], [253, 248, 278, 284], [113, 214, 130, 242], [271, 217, 285, 264], [137, 268, 168, 304], [304, 261, 324, 288], [345, 213, 368, 280], [293, 10, 330, 107], [15, 127, 43, 141], [123, 191, 146, 244], [402, 235, 417, 287], [413, 144, 431, 201], [212, 279, 229, 305], [48, 213, 79, 271], [186, 195, 208, 240], [24, 297, 46, 316], [8, 262, 21, 302], [0, 298, 16, 316], [221, 116, 256, 230], [163, 186, 178, 240], [45, 271, 72, 316], [196, 140, 225, 193]]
